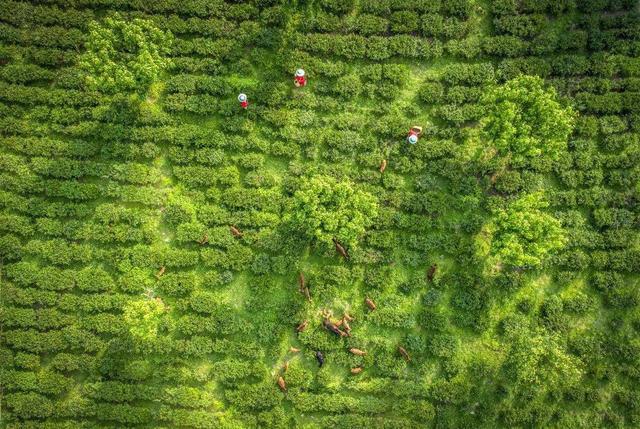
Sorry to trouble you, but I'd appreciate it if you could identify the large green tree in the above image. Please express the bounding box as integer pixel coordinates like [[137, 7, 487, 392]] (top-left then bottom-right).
[[79, 13, 173, 95], [284, 174, 378, 251], [476, 192, 566, 269], [472, 76, 573, 272], [481, 75, 575, 169]]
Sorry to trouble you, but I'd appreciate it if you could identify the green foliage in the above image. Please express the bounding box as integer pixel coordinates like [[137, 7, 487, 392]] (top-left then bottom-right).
[[284, 174, 378, 250], [477, 192, 566, 269], [2, 1, 640, 428], [79, 13, 172, 94], [122, 298, 168, 343], [334, 74, 362, 99], [481, 75, 575, 168], [504, 328, 584, 395], [164, 194, 196, 226]]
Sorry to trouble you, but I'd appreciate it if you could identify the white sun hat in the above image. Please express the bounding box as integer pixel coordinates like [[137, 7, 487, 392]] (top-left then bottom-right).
[[408, 134, 418, 144], [238, 93, 247, 102], [295, 69, 305, 77]]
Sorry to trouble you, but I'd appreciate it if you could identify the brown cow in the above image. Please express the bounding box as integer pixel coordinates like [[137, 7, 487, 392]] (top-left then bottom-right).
[[155, 266, 166, 279], [342, 317, 351, 334], [230, 225, 243, 238], [332, 238, 349, 260], [302, 286, 311, 302], [289, 347, 301, 353], [298, 272, 312, 301], [198, 234, 209, 245], [398, 346, 411, 362], [296, 320, 309, 332], [427, 264, 437, 282], [283, 361, 289, 372], [365, 298, 376, 311], [379, 159, 387, 173], [323, 318, 347, 337], [277, 376, 286, 392], [343, 313, 354, 322], [351, 367, 363, 374], [349, 348, 367, 356]]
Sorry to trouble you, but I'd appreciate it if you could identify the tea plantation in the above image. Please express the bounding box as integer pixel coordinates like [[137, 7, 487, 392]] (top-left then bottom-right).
[[1, 0, 640, 427]]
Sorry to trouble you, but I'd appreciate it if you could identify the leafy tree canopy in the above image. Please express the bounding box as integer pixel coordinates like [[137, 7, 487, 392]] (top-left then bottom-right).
[[284, 174, 378, 251], [476, 192, 566, 269], [481, 75, 575, 168], [79, 14, 173, 95]]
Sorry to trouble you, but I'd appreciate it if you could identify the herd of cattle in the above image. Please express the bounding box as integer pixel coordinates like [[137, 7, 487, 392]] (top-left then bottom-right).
[[153, 216, 438, 392], [275, 246, 438, 392]]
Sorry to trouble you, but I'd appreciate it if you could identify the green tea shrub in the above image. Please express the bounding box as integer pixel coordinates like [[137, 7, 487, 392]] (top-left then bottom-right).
[[333, 74, 362, 99], [306, 11, 342, 33], [0, 63, 53, 84], [366, 37, 391, 61], [482, 35, 528, 57], [539, 295, 568, 332], [421, 13, 444, 37], [349, 14, 388, 35], [320, 0, 355, 15], [156, 272, 198, 297], [591, 271, 638, 308], [418, 81, 445, 104], [4, 392, 54, 419], [390, 11, 420, 34], [441, 17, 472, 39], [211, 359, 259, 382], [224, 382, 282, 411], [442, 0, 473, 18], [494, 14, 545, 38], [93, 403, 154, 424], [442, 63, 495, 86], [551, 55, 590, 76]]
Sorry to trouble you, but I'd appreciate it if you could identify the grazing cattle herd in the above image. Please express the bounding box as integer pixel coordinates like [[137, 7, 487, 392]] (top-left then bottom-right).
[[277, 266, 419, 389], [227, 223, 400, 387]]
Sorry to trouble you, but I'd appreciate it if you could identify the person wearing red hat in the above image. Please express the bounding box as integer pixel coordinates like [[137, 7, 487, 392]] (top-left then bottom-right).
[[238, 93, 248, 109], [294, 68, 307, 87], [407, 126, 422, 144]]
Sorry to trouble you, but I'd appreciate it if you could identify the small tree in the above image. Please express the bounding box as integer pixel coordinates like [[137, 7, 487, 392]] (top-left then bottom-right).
[[501, 327, 584, 420], [123, 298, 167, 344], [481, 75, 575, 169], [79, 13, 172, 96], [284, 174, 378, 251], [476, 192, 566, 269]]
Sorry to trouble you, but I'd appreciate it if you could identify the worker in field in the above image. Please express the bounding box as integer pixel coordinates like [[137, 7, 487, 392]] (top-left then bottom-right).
[[294, 69, 307, 87], [407, 125, 422, 144], [238, 93, 248, 109]]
